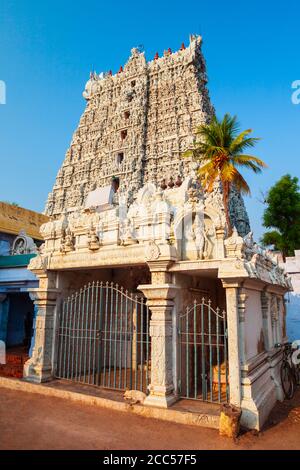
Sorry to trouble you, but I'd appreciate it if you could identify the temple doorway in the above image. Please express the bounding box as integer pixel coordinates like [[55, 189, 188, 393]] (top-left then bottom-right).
[[0, 293, 34, 378], [55, 281, 151, 394]]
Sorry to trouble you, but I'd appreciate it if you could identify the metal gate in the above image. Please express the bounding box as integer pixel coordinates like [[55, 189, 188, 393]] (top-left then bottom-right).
[[179, 299, 229, 403], [56, 282, 151, 393]]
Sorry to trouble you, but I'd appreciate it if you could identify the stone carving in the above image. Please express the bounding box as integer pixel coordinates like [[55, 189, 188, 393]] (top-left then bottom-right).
[[60, 228, 75, 253], [11, 230, 37, 255], [192, 213, 209, 260], [224, 227, 245, 258], [145, 240, 161, 261], [28, 254, 47, 272], [45, 35, 247, 235], [87, 224, 101, 251]]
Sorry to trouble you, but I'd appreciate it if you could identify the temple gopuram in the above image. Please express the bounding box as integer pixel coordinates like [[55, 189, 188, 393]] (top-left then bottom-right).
[[25, 35, 291, 430]]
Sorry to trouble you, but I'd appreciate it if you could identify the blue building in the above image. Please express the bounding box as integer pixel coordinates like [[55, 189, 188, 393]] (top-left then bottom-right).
[[0, 202, 48, 377]]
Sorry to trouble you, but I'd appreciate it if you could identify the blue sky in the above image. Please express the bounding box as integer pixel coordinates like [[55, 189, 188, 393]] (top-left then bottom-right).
[[0, 0, 299, 239]]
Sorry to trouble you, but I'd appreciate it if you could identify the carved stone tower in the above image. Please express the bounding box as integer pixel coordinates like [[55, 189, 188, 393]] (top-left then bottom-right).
[[45, 36, 212, 213], [45, 35, 250, 236]]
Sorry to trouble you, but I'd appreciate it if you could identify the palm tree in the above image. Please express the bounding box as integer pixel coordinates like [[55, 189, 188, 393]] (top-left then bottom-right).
[[184, 113, 267, 235]]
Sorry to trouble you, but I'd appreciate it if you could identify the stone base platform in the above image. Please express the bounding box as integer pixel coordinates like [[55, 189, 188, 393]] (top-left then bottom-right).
[[0, 348, 29, 379], [0, 377, 220, 430]]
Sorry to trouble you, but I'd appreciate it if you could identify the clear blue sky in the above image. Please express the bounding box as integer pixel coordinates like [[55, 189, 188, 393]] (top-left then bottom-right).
[[1, 0, 300, 239]]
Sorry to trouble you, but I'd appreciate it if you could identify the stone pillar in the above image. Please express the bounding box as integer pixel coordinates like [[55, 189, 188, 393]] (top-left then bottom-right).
[[261, 290, 272, 351], [138, 263, 179, 408], [215, 227, 225, 259], [222, 280, 242, 407], [24, 269, 60, 383], [237, 288, 248, 365]]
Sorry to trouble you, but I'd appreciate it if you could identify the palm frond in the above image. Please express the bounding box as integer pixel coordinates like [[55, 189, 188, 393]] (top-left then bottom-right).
[[230, 169, 251, 195], [231, 154, 267, 173]]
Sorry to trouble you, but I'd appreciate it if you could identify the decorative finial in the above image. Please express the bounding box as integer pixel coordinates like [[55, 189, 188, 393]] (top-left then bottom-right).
[[109, 70, 112, 76], [180, 42, 185, 50], [175, 175, 182, 187], [168, 176, 175, 188], [118, 66, 123, 73], [160, 178, 167, 190], [154, 52, 159, 60], [168, 47, 172, 54]]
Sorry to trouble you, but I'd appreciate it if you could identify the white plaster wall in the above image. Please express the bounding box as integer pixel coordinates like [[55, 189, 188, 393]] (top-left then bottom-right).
[[244, 289, 264, 361]]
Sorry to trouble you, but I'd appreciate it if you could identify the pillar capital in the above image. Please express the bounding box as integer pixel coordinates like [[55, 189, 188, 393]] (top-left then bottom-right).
[[138, 283, 179, 305], [147, 260, 174, 272], [221, 278, 244, 289]]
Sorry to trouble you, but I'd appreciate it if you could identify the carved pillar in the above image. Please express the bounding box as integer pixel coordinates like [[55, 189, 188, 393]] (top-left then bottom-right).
[[24, 269, 60, 383], [270, 294, 279, 346], [222, 280, 242, 407], [261, 290, 272, 351], [237, 288, 248, 365], [138, 262, 179, 408], [215, 227, 225, 259]]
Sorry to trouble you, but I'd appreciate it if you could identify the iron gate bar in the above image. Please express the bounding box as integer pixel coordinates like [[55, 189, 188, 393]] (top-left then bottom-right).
[[75, 289, 81, 381], [56, 281, 151, 395], [208, 301, 212, 401], [119, 286, 123, 389], [146, 305, 149, 386], [193, 302, 197, 399], [88, 283, 93, 384], [92, 282, 98, 385], [201, 300, 206, 400], [124, 291, 128, 389], [223, 313, 229, 402], [96, 281, 102, 386], [216, 310, 220, 403], [179, 298, 229, 404], [102, 282, 108, 387]]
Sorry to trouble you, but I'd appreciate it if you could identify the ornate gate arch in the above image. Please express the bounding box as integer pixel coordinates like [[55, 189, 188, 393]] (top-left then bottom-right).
[[179, 299, 229, 403], [55, 282, 151, 393]]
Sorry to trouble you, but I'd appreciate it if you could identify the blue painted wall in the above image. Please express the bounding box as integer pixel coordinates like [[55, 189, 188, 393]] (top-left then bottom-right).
[[0, 297, 10, 342], [6, 294, 34, 347]]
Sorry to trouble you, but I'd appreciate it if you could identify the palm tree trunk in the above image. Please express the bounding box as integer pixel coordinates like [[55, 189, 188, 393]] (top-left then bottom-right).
[[222, 182, 232, 237]]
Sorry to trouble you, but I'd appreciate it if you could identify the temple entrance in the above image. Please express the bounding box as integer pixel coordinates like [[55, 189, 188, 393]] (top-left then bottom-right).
[[55, 281, 151, 394], [0, 293, 34, 378], [178, 298, 229, 403]]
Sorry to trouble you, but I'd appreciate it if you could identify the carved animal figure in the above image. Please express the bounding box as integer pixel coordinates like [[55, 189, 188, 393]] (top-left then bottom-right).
[[123, 389, 146, 405]]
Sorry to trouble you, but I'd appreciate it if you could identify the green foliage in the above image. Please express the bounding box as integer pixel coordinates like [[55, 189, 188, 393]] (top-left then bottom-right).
[[184, 113, 266, 234], [261, 174, 300, 258]]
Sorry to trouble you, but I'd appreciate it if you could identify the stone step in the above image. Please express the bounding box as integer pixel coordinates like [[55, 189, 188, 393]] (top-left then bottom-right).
[[0, 352, 29, 378]]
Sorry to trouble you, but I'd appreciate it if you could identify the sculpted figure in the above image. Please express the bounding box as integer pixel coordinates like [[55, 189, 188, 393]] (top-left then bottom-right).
[[193, 214, 209, 260]]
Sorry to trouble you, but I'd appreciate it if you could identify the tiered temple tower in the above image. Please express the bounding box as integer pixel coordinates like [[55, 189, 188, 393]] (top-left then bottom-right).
[[45, 35, 249, 236], [45, 36, 212, 213]]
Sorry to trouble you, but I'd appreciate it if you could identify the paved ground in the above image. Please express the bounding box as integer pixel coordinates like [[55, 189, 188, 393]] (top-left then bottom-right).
[[1, 386, 300, 450]]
